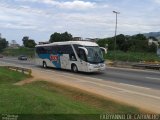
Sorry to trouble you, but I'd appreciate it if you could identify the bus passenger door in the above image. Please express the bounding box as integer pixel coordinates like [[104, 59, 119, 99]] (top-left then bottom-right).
[[60, 54, 70, 69], [78, 48, 88, 71]]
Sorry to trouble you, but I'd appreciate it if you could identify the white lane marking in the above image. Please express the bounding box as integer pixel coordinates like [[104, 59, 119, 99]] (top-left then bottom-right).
[[119, 83, 151, 90], [146, 77, 160, 80]]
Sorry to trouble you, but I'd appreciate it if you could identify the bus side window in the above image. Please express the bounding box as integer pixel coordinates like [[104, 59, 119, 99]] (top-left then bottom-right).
[[79, 49, 87, 62], [66, 45, 77, 61], [52, 46, 59, 54], [44, 46, 52, 54], [36, 47, 40, 54], [59, 45, 76, 61], [70, 53, 76, 61], [73, 44, 82, 58], [36, 47, 46, 54]]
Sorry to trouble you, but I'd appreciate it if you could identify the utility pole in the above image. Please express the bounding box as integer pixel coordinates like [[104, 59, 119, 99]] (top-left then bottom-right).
[[113, 11, 120, 61]]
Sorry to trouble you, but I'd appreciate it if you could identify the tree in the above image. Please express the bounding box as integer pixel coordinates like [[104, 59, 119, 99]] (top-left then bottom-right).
[[49, 32, 61, 43], [22, 36, 36, 48], [129, 34, 148, 52], [148, 43, 157, 53], [97, 37, 115, 51], [22, 36, 29, 46], [133, 34, 147, 41], [49, 32, 73, 43], [149, 36, 158, 41], [25, 39, 36, 48], [116, 34, 127, 51], [0, 38, 8, 52], [61, 32, 72, 41], [97, 34, 152, 52], [96, 38, 108, 47]]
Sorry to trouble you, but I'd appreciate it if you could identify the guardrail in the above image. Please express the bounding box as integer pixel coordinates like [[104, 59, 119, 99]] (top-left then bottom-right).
[[5, 66, 32, 76], [106, 60, 160, 70], [132, 64, 160, 70]]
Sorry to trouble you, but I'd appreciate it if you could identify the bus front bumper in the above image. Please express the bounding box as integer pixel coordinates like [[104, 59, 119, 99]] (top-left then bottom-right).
[[87, 63, 106, 72]]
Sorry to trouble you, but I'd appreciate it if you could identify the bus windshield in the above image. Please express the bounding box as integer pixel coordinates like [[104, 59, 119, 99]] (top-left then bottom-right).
[[85, 46, 104, 64]]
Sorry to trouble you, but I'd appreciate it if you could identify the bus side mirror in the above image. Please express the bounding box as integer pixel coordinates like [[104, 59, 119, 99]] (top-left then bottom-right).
[[78, 47, 88, 55], [100, 47, 107, 54]]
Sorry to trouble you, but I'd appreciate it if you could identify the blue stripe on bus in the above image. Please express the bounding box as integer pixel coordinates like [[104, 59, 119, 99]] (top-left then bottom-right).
[[38, 54, 62, 68]]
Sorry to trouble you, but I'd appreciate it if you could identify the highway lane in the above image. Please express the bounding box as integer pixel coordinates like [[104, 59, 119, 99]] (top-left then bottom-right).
[[0, 57, 160, 90], [0, 57, 35, 67], [1, 57, 160, 112], [88, 67, 160, 90]]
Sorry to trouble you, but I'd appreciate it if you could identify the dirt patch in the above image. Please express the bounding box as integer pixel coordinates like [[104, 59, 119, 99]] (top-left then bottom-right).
[[14, 77, 38, 86], [14, 70, 49, 86]]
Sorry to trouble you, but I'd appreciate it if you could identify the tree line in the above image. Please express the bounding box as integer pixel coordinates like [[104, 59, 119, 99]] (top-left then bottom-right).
[[0, 35, 36, 52], [97, 34, 159, 53], [22, 32, 72, 47], [49, 32, 73, 43], [0, 37, 8, 52], [0, 32, 159, 53], [49, 32, 159, 53]]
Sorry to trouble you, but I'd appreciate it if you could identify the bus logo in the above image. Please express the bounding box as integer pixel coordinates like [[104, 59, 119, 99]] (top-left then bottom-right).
[[50, 55, 58, 61]]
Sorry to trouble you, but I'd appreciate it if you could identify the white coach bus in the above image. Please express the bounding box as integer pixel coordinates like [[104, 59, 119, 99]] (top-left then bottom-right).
[[35, 41, 106, 72]]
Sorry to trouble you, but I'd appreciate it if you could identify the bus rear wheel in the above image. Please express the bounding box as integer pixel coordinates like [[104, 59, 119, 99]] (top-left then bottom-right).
[[72, 64, 78, 73], [43, 61, 47, 68]]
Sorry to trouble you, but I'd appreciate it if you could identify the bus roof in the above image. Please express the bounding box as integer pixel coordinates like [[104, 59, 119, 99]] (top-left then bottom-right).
[[36, 41, 98, 47]]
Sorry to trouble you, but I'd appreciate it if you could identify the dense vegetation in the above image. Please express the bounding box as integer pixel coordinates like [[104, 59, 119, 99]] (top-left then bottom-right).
[[22, 36, 36, 48], [97, 34, 159, 53], [2, 47, 35, 57], [105, 51, 160, 62], [49, 32, 73, 43]]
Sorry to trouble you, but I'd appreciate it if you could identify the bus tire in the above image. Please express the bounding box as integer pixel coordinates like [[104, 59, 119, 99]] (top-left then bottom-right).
[[43, 61, 47, 68], [71, 64, 78, 73]]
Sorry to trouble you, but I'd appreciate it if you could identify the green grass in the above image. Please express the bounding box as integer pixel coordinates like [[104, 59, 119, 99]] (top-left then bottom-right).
[[2, 47, 35, 57], [105, 51, 160, 62], [0, 67, 28, 84], [0, 68, 100, 114], [0, 67, 143, 120]]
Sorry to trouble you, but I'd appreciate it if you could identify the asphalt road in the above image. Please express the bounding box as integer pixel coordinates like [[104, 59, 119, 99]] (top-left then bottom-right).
[[0, 57, 160, 90], [1, 57, 160, 113]]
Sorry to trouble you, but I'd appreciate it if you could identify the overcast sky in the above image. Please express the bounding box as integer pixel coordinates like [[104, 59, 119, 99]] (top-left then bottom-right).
[[0, 0, 160, 44]]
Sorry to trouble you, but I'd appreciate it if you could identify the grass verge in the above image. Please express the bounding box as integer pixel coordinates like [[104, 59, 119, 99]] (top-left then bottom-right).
[[2, 47, 35, 57], [0, 67, 144, 120], [105, 51, 160, 62]]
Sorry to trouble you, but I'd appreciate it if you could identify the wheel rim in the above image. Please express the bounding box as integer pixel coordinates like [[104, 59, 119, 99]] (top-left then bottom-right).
[[73, 65, 77, 72], [43, 63, 46, 68]]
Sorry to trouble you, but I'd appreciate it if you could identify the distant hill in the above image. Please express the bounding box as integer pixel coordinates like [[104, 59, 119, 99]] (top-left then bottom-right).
[[144, 32, 160, 40]]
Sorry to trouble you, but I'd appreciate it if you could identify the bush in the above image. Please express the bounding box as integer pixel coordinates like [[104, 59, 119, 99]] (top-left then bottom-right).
[[2, 47, 35, 57], [105, 51, 160, 62]]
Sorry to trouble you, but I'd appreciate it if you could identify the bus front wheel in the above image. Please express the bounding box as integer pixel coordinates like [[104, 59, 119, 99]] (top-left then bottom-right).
[[72, 64, 78, 73], [43, 61, 47, 68]]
